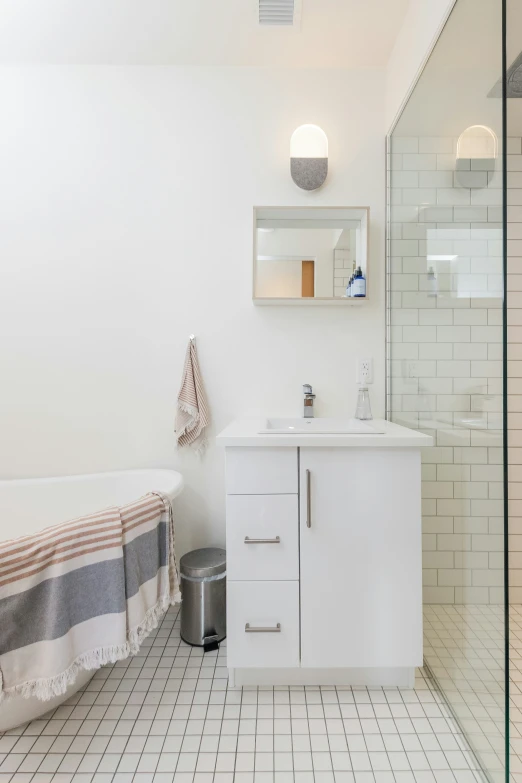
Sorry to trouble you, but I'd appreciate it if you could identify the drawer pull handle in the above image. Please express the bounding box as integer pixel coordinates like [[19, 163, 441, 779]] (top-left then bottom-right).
[[245, 623, 281, 633], [306, 469, 312, 528], [244, 536, 281, 544]]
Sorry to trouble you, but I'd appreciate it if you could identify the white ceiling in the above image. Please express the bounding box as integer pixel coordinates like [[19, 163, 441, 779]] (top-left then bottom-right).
[[0, 0, 410, 67]]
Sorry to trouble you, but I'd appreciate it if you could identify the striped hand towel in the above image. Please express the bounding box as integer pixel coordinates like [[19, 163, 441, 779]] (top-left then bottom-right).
[[0, 492, 180, 703], [175, 337, 210, 454]]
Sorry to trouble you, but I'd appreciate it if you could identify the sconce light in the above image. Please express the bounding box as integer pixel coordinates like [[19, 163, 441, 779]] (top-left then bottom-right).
[[290, 125, 328, 191], [455, 125, 497, 187], [456, 125, 498, 160]]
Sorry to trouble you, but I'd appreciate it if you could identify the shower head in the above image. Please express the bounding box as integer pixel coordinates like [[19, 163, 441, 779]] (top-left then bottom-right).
[[489, 50, 522, 98]]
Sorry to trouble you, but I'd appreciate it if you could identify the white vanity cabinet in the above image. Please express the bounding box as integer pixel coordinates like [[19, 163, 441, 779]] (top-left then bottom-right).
[[218, 420, 431, 688], [299, 448, 422, 670]]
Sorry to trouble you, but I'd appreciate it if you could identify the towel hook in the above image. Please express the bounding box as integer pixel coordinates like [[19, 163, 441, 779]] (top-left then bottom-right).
[[189, 334, 195, 341]]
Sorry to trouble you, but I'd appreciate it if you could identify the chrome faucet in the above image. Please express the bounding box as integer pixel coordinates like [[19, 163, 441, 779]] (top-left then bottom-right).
[[303, 384, 316, 418]]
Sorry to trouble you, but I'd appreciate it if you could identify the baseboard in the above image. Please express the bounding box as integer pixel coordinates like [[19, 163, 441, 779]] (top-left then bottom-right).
[[230, 667, 416, 688]]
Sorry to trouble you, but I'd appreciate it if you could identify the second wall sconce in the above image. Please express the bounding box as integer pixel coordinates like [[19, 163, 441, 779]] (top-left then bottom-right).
[[455, 125, 497, 187], [290, 124, 328, 191]]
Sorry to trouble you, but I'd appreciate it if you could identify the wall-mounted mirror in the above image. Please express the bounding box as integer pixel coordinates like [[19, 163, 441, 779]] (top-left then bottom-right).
[[253, 206, 369, 304]]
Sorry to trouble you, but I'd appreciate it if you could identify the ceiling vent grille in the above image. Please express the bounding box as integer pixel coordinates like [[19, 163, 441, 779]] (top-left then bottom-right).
[[259, 0, 295, 26]]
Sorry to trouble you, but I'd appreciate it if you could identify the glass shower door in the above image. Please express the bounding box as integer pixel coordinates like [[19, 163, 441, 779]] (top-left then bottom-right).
[[386, 0, 508, 780]]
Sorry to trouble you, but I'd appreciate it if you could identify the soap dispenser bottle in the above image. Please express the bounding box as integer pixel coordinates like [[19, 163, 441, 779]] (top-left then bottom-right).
[[355, 385, 372, 420], [352, 267, 366, 298], [427, 266, 437, 298]]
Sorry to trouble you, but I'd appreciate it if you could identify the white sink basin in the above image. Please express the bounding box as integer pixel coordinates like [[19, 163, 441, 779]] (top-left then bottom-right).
[[259, 418, 384, 435]]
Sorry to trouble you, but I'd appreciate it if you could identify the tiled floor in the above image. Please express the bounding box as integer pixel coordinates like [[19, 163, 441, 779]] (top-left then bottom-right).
[[0, 606, 488, 783], [422, 603, 522, 783], [510, 605, 522, 783], [423, 605, 507, 783]]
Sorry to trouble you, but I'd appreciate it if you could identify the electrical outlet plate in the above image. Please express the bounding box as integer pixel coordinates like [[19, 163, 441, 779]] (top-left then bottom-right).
[[357, 358, 373, 385]]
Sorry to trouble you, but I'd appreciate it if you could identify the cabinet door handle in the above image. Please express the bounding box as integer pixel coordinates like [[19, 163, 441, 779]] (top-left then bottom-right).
[[306, 469, 312, 528], [244, 536, 280, 544], [245, 623, 281, 633]]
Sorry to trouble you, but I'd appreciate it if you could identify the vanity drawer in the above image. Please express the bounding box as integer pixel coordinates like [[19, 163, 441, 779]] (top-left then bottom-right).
[[226, 495, 298, 581], [225, 448, 298, 495], [227, 581, 299, 668]]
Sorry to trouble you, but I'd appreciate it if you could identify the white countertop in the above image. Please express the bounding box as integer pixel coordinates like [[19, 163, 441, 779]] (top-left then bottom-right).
[[216, 418, 433, 448]]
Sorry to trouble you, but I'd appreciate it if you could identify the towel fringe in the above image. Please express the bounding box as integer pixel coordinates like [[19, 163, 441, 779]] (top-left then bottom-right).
[[175, 403, 208, 455], [0, 643, 131, 705], [193, 437, 209, 456], [0, 589, 182, 705], [176, 399, 200, 436], [127, 588, 181, 655]]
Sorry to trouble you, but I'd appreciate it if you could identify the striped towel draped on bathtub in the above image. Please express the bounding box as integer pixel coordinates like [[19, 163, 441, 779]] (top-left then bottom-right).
[[0, 492, 180, 703]]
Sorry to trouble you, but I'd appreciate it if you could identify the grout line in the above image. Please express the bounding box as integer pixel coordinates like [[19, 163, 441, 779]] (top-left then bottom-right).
[[423, 657, 494, 783], [1, 605, 520, 783], [123, 605, 180, 779]]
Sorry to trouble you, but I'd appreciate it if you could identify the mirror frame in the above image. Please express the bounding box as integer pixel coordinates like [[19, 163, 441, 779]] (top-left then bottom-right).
[[252, 206, 370, 305]]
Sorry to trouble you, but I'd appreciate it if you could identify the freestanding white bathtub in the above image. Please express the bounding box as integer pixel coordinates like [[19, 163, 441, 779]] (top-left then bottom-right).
[[0, 469, 184, 731]]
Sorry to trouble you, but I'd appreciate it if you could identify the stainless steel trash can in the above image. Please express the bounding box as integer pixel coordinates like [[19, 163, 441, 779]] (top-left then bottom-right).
[[180, 547, 226, 648]]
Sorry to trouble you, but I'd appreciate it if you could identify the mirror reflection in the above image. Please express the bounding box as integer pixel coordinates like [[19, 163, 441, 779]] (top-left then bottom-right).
[[254, 207, 368, 302]]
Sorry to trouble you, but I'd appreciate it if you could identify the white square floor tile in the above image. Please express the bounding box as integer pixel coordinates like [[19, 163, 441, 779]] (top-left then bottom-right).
[[0, 605, 516, 783]]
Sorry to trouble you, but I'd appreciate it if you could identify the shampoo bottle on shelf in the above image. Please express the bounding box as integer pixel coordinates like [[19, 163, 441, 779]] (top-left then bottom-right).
[[427, 266, 437, 297], [352, 267, 366, 298]]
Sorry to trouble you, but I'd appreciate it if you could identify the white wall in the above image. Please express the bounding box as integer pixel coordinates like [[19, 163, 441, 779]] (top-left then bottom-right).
[[255, 259, 303, 298], [0, 65, 386, 555], [385, 0, 456, 132]]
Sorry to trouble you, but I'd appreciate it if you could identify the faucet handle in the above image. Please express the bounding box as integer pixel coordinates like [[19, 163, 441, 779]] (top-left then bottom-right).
[[303, 384, 313, 396]]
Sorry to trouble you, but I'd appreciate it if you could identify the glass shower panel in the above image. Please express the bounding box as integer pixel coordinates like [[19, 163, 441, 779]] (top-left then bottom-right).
[[506, 0, 522, 772], [386, 0, 508, 780]]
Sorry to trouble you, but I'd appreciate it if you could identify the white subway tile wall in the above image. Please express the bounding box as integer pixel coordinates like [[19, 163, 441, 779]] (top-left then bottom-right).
[[509, 141, 522, 603], [387, 135, 510, 606], [333, 247, 355, 298]]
